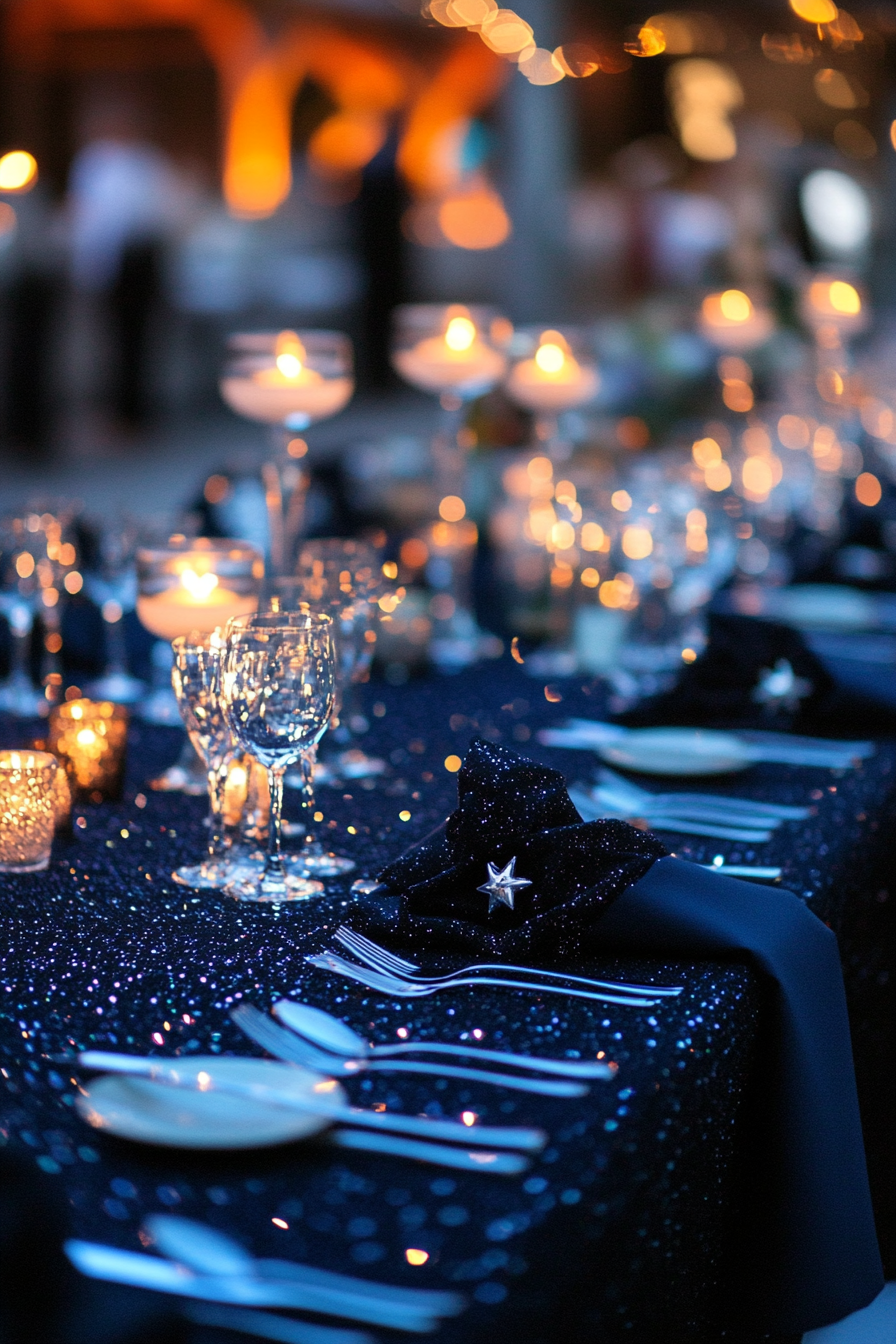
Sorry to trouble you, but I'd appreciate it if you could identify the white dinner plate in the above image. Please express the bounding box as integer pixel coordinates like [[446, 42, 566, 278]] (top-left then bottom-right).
[[75, 1056, 339, 1150], [598, 728, 751, 777]]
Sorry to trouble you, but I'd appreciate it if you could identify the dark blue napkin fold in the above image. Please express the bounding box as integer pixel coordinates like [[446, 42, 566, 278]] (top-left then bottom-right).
[[363, 738, 883, 1334]]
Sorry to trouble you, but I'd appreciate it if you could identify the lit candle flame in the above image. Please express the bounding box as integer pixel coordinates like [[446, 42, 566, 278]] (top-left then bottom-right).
[[180, 569, 219, 601], [535, 334, 567, 374], [274, 330, 306, 380], [445, 316, 477, 351], [718, 290, 752, 322]]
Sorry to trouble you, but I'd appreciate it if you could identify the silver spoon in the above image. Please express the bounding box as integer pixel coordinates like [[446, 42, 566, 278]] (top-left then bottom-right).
[[272, 999, 613, 1079]]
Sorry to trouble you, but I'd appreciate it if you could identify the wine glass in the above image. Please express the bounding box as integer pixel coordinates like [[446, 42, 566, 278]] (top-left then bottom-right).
[[222, 613, 335, 902], [170, 633, 245, 889], [219, 330, 354, 575]]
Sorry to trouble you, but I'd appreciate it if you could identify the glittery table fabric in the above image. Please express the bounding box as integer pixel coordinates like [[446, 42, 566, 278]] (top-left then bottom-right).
[[1, 662, 894, 1343]]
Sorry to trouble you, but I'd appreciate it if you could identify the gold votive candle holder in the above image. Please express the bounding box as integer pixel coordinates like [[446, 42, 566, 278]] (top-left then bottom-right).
[[49, 699, 129, 804], [0, 750, 57, 873]]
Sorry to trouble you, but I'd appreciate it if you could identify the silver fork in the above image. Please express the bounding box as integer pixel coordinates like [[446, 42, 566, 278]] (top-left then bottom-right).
[[232, 1005, 594, 1097], [335, 926, 683, 1000], [307, 949, 672, 1007]]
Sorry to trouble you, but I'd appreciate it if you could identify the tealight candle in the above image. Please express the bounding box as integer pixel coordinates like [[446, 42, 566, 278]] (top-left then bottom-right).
[[393, 308, 507, 397], [505, 330, 599, 412], [136, 539, 263, 643], [0, 750, 57, 872], [49, 699, 129, 803], [699, 289, 774, 350], [220, 330, 354, 429]]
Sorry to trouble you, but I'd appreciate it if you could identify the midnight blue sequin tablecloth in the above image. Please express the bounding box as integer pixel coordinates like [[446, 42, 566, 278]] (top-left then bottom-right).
[[0, 664, 893, 1344]]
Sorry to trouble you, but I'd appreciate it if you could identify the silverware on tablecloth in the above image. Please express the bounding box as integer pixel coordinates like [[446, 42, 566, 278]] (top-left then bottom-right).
[[333, 927, 682, 1001], [232, 1004, 593, 1096], [306, 949, 670, 1007], [591, 768, 810, 826], [569, 786, 776, 843], [271, 997, 616, 1078], [67, 1224, 465, 1333], [76, 1050, 546, 1153], [184, 1303, 372, 1344], [540, 719, 874, 768]]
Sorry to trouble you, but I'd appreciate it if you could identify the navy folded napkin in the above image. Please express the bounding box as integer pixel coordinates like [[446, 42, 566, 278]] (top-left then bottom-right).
[[618, 611, 896, 735], [362, 737, 882, 1335]]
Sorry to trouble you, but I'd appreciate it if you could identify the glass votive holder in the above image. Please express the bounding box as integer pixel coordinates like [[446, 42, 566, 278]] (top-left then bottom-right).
[[0, 750, 57, 873], [136, 537, 263, 643], [49, 699, 129, 804]]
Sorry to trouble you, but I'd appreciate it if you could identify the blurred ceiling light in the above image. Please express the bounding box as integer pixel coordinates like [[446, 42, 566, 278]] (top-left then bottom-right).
[[789, 0, 837, 22], [447, 0, 497, 23], [438, 178, 511, 248], [624, 25, 667, 57], [0, 151, 38, 192], [761, 33, 817, 64], [518, 48, 565, 85], [647, 12, 726, 54], [800, 169, 871, 254], [308, 111, 387, 177], [891, 121, 896, 152], [426, 0, 469, 26], [814, 68, 867, 109], [553, 44, 600, 77], [478, 10, 535, 54], [834, 120, 877, 160], [224, 64, 293, 218], [667, 59, 743, 162]]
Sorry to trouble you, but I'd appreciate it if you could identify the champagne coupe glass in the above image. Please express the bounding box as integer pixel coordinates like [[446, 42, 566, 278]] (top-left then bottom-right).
[[222, 613, 334, 902], [219, 330, 354, 575], [391, 304, 509, 500], [136, 536, 263, 785], [170, 633, 245, 888], [391, 305, 508, 666], [504, 326, 599, 461]]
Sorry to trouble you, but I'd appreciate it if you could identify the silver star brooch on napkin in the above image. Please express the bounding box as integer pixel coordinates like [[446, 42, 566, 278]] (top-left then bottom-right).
[[752, 658, 813, 713], [477, 857, 532, 914]]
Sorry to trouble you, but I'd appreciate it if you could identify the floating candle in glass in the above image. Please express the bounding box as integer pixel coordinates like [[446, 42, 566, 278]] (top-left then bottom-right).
[[220, 330, 354, 431], [505, 328, 599, 412], [392, 305, 508, 397], [800, 275, 868, 339], [0, 750, 57, 872], [699, 289, 774, 350], [49, 699, 129, 803], [136, 538, 263, 643]]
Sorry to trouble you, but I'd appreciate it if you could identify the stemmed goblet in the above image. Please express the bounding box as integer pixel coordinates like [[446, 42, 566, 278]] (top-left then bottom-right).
[[219, 330, 354, 575], [170, 633, 244, 889], [222, 613, 335, 902]]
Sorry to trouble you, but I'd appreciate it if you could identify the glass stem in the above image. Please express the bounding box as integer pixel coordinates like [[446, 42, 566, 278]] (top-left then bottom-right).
[[433, 397, 466, 499], [299, 746, 318, 849], [206, 763, 228, 865], [265, 764, 287, 878]]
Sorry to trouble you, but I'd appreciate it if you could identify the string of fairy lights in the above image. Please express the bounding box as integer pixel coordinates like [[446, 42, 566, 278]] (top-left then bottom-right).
[[421, 1, 872, 89]]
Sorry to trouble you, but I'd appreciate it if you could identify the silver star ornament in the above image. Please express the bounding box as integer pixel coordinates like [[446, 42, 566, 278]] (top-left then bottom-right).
[[477, 857, 532, 914]]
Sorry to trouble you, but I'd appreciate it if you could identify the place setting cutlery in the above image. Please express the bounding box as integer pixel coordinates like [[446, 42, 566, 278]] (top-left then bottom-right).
[[235, 1005, 601, 1096], [68, 1213, 466, 1336], [538, 719, 875, 774], [568, 767, 809, 843], [69, 1050, 543, 1174], [306, 926, 682, 1006]]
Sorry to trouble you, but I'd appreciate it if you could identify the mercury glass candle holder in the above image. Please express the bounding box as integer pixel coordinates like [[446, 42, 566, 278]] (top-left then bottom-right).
[[0, 749, 57, 872], [49, 699, 129, 803]]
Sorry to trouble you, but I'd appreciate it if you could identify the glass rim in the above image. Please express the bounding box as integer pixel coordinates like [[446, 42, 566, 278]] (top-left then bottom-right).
[[226, 611, 333, 636]]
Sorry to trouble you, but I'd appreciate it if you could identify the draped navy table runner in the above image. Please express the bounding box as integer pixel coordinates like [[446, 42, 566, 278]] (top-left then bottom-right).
[[0, 663, 892, 1343]]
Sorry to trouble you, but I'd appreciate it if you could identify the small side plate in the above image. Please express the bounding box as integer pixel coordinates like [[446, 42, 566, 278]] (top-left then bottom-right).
[[599, 728, 750, 777], [75, 1056, 339, 1150]]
